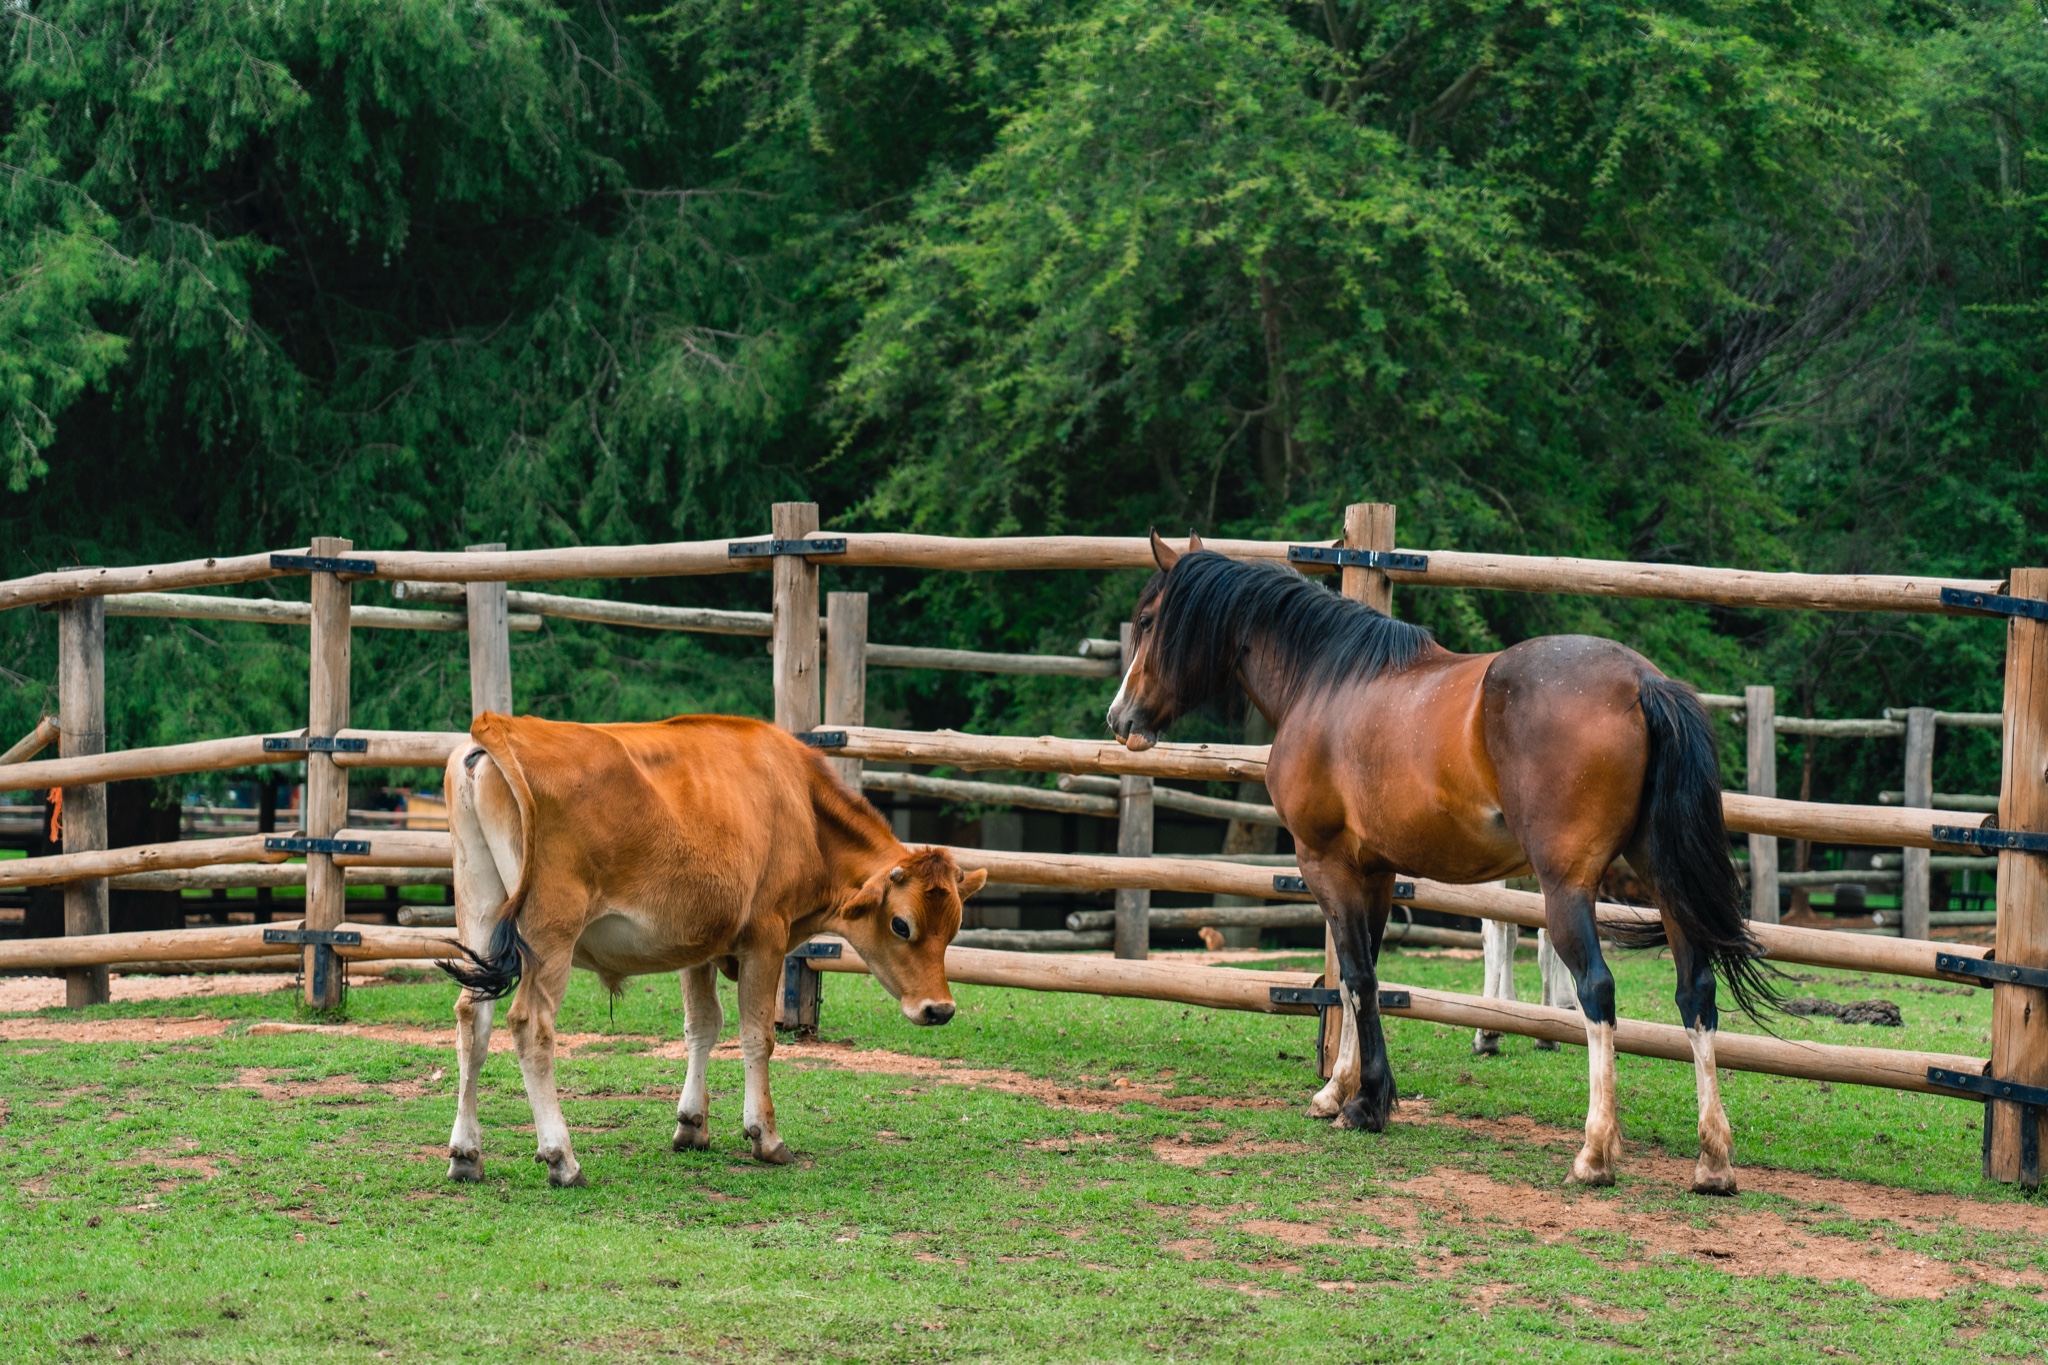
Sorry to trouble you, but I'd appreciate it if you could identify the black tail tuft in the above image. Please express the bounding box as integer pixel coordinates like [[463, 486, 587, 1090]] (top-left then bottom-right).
[[438, 911, 528, 1001], [1637, 676, 1782, 1022]]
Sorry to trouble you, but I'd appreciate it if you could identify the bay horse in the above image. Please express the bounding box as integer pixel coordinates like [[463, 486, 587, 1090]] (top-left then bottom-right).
[[1108, 534, 1772, 1194], [439, 714, 986, 1185]]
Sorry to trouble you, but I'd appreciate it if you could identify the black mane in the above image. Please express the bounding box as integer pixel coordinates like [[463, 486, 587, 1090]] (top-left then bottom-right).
[[1149, 552, 1434, 716]]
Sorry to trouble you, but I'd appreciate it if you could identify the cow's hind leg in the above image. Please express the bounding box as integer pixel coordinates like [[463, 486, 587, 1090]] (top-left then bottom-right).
[[673, 963, 722, 1152], [1667, 920, 1736, 1194], [1541, 878, 1622, 1186], [448, 992, 494, 1181], [735, 951, 793, 1165], [505, 929, 585, 1187]]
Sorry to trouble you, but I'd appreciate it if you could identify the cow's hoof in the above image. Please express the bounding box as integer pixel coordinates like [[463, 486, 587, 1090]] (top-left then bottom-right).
[[448, 1149, 482, 1183], [1691, 1164, 1738, 1197], [1569, 1152, 1616, 1187], [1472, 1033, 1501, 1057], [1534, 1038, 1559, 1052], [745, 1125, 793, 1165], [673, 1115, 711, 1152], [538, 1149, 586, 1188]]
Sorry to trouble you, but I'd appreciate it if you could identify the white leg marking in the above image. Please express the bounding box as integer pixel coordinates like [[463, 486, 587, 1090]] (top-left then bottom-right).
[[1571, 1020, 1621, 1186], [1474, 911, 1516, 1055], [674, 964, 722, 1152], [1309, 986, 1362, 1120], [1688, 1024, 1737, 1194]]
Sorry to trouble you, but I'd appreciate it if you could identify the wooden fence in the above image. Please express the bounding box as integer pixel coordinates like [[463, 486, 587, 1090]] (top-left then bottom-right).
[[0, 505, 2039, 1184]]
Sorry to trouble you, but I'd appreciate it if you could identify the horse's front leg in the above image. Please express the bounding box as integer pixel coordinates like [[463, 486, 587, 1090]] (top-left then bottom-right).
[[1301, 862, 1397, 1132], [1667, 921, 1737, 1194], [735, 951, 793, 1165], [1542, 880, 1622, 1185]]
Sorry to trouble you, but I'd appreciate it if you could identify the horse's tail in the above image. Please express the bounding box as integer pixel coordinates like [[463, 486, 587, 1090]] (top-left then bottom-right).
[[437, 717, 537, 1002], [1634, 675, 1779, 1021]]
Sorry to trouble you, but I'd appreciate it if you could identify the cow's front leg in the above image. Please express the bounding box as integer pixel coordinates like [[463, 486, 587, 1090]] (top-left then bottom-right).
[[673, 963, 722, 1152], [506, 935, 585, 1187], [735, 952, 793, 1165]]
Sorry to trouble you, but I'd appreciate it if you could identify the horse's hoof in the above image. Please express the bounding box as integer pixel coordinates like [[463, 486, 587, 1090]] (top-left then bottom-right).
[[1472, 1033, 1501, 1057], [447, 1149, 482, 1183], [1533, 1039, 1559, 1052], [1338, 1097, 1391, 1134], [1307, 1093, 1343, 1120], [673, 1115, 711, 1152], [1691, 1165, 1738, 1197]]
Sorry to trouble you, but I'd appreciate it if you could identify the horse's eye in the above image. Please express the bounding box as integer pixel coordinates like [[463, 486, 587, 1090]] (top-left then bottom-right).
[[891, 916, 913, 940], [1138, 614, 1153, 631]]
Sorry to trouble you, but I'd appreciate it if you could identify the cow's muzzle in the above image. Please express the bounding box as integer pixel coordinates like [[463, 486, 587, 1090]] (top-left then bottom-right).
[[911, 1000, 956, 1027]]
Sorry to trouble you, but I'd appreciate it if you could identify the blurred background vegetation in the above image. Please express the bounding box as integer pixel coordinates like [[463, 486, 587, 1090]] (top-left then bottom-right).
[[1, 0, 2041, 802]]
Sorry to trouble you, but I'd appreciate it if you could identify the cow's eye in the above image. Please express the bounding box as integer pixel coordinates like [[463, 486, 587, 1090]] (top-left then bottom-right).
[[891, 916, 913, 940]]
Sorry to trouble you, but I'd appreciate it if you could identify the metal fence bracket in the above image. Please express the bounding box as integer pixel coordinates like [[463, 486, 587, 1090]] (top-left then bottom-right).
[[728, 539, 849, 559], [1936, 952, 2048, 991], [1933, 824, 2048, 856], [270, 553, 378, 576], [263, 736, 369, 754], [1939, 587, 2048, 622], [265, 836, 372, 857], [797, 731, 849, 748], [1287, 546, 1430, 573], [777, 941, 844, 1038]]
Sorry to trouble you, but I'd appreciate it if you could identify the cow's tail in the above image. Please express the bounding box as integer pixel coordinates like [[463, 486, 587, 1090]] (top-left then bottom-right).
[[1634, 675, 1781, 1022], [438, 715, 538, 1002]]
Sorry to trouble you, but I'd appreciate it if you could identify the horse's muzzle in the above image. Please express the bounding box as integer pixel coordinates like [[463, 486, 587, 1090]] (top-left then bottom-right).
[[1120, 730, 1157, 752]]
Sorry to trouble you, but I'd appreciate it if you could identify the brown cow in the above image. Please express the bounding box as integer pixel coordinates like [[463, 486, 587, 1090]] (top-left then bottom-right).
[[439, 713, 986, 1186]]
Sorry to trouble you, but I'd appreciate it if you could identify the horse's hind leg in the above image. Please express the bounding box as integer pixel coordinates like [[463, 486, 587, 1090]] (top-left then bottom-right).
[[673, 963, 722, 1152], [1666, 918, 1737, 1194], [1540, 877, 1622, 1186]]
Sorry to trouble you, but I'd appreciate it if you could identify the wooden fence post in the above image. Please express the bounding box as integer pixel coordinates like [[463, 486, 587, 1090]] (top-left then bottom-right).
[[1746, 685, 1779, 926], [1114, 621, 1154, 960], [823, 592, 868, 787], [771, 503, 821, 735], [302, 536, 353, 1010], [58, 595, 109, 1008], [465, 543, 513, 718], [1900, 706, 1935, 942], [1329, 503, 1396, 1074], [1988, 566, 2047, 1185]]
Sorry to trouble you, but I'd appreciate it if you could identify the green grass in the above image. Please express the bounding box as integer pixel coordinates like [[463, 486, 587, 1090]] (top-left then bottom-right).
[[2, 947, 2043, 1362]]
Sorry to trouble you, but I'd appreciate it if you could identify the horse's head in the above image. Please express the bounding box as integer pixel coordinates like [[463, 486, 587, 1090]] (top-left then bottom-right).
[[1107, 529, 1205, 751]]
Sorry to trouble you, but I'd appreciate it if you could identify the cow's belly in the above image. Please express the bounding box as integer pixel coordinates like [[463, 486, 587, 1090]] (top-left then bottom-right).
[[570, 908, 727, 979]]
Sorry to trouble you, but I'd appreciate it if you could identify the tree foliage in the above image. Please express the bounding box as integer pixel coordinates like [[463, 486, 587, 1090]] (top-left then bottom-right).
[[0, 0, 2041, 799]]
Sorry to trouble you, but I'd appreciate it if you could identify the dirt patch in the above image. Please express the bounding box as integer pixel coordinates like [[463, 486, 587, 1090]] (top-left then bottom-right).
[[0, 1016, 234, 1044], [0, 971, 426, 1012], [1403, 1098, 2048, 1238], [226, 1067, 436, 1103], [1150, 1134, 1312, 1168], [1378, 1164, 2008, 1300], [112, 1141, 231, 1181]]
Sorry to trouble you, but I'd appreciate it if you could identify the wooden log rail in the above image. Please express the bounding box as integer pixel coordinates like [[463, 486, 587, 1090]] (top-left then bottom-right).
[[811, 942, 1988, 1097], [103, 592, 542, 633], [822, 727, 1991, 848], [0, 920, 457, 972], [0, 729, 469, 791], [0, 536, 2008, 617]]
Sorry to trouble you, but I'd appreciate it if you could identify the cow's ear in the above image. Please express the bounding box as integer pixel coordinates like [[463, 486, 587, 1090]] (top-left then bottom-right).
[[840, 871, 889, 920], [959, 868, 989, 901]]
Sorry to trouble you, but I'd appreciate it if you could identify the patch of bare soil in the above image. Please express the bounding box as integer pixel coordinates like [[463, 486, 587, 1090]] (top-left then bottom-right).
[[1402, 1098, 2048, 1238], [0, 1016, 234, 1044], [226, 1067, 437, 1103], [1150, 1134, 1313, 1169], [1379, 1164, 2022, 1300], [700, 1038, 1288, 1112]]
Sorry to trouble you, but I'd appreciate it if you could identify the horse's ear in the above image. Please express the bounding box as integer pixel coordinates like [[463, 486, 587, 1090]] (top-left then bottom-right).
[[1150, 528, 1180, 572], [1186, 528, 1205, 555]]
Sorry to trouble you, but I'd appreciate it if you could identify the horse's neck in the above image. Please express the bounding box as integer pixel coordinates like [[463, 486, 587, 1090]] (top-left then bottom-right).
[[1234, 636, 1300, 731]]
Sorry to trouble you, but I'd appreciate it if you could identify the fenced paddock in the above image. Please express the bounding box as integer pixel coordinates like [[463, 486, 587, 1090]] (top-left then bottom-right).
[[2, 504, 2047, 1359]]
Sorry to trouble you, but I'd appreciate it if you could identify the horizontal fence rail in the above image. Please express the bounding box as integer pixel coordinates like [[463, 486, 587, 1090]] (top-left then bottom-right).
[[811, 942, 1989, 1097], [105, 593, 542, 633], [0, 536, 2012, 616]]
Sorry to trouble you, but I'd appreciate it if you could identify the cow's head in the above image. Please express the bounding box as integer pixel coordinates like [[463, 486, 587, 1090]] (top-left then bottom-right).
[[835, 847, 985, 1025]]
